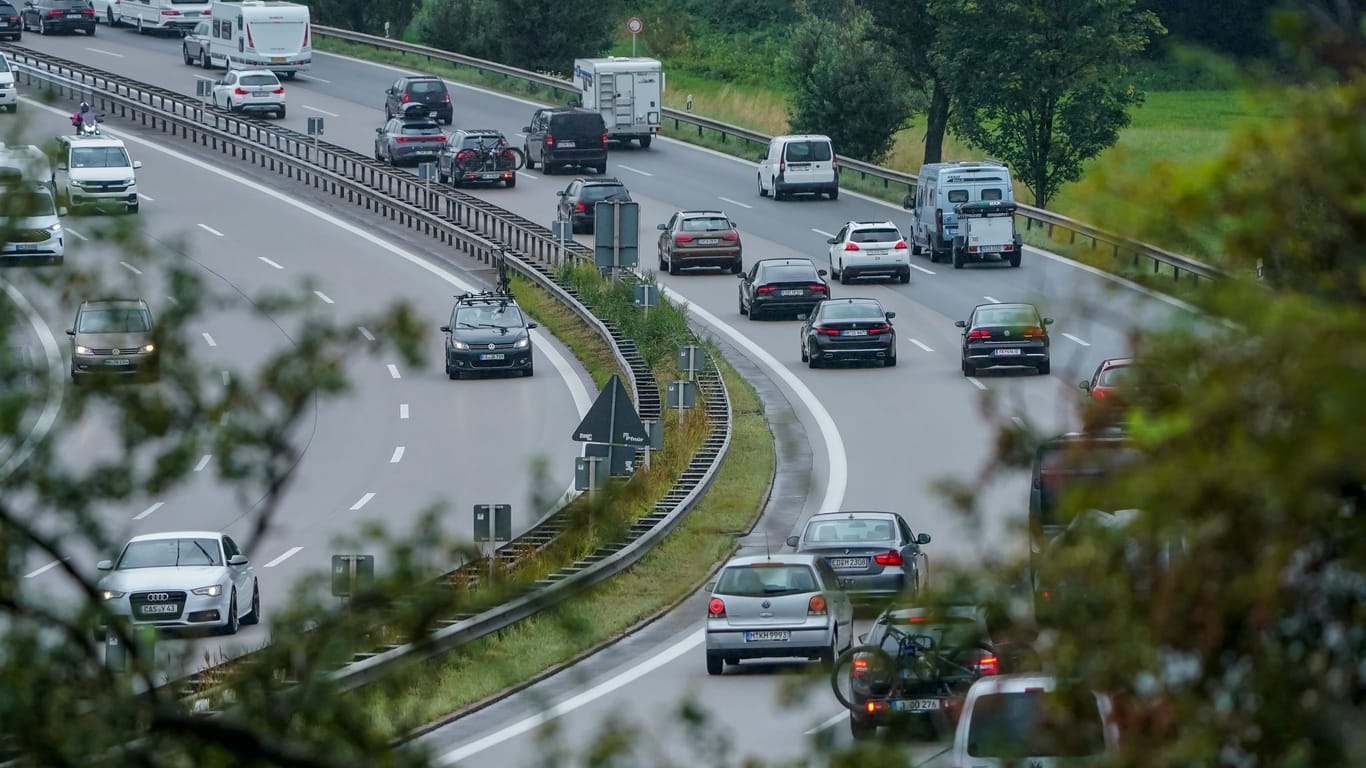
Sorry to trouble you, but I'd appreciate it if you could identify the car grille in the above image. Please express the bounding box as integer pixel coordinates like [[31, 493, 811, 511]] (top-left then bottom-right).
[[129, 590, 187, 621], [8, 229, 49, 243], [81, 181, 130, 192], [88, 347, 143, 355]]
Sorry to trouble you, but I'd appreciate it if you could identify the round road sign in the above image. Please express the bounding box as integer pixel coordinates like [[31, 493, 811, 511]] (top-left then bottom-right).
[[626, 16, 644, 35]]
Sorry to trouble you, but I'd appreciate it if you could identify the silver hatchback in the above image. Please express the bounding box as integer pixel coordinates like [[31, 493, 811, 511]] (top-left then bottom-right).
[[704, 553, 853, 675]]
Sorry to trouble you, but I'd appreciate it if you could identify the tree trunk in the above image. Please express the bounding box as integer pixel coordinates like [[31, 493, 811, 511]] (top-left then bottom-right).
[[922, 82, 950, 166]]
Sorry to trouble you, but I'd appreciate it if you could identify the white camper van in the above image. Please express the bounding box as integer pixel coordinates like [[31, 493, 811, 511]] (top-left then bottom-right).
[[206, 0, 310, 78], [108, 0, 211, 33], [904, 159, 1015, 263], [572, 57, 663, 148]]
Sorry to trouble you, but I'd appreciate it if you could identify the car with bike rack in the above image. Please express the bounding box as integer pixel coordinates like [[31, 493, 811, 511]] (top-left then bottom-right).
[[437, 128, 525, 189]]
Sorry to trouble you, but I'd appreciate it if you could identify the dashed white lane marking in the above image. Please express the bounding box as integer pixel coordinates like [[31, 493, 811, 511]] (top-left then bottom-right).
[[910, 263, 936, 275], [197, 223, 224, 237], [65, 227, 87, 241], [516, 170, 535, 179], [968, 377, 988, 391], [119, 261, 142, 275], [193, 454, 212, 472], [617, 164, 653, 177], [1011, 416, 1027, 429], [983, 295, 1001, 304], [258, 256, 284, 270], [219, 412, 230, 426], [350, 492, 376, 511], [399, 403, 409, 419], [221, 370, 231, 386], [264, 546, 302, 568], [717, 196, 752, 209], [313, 290, 334, 304], [133, 501, 164, 521], [358, 326, 376, 342], [24, 559, 64, 579], [86, 47, 124, 58], [386, 364, 401, 379], [137, 193, 154, 202], [812, 228, 836, 239], [805, 710, 848, 735], [390, 446, 405, 464], [297, 74, 331, 84], [1062, 332, 1091, 347], [166, 296, 179, 306], [303, 105, 339, 117], [201, 332, 217, 347], [909, 338, 934, 353], [514, 132, 526, 138]]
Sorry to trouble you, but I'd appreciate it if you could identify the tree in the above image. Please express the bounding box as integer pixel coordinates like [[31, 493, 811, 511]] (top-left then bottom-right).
[[1139, 0, 1277, 60], [861, 0, 953, 165], [932, 0, 1163, 207], [784, 2, 912, 164], [304, 0, 420, 37], [415, 0, 501, 62]]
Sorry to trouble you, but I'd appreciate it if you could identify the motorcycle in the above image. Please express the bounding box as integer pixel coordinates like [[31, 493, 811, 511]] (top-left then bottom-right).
[[72, 114, 104, 136]]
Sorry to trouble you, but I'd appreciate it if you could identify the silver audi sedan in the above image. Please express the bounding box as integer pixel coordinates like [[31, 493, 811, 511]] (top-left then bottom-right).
[[704, 553, 853, 675], [97, 531, 260, 635]]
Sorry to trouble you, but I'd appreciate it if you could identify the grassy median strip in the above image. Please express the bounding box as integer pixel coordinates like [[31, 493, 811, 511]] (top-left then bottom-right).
[[357, 271, 775, 739]]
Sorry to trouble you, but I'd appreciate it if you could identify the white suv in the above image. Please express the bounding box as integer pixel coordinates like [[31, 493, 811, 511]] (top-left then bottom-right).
[[211, 69, 286, 119], [825, 220, 911, 284], [55, 134, 141, 214]]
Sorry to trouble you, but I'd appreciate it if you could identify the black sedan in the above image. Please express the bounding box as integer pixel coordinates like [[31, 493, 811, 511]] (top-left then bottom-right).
[[738, 257, 829, 320], [785, 511, 929, 604], [955, 302, 1052, 376], [21, 0, 93, 35], [800, 298, 896, 368], [373, 108, 447, 167]]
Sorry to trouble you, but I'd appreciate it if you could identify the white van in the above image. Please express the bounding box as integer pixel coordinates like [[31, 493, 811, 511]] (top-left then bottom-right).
[[904, 160, 1015, 263], [206, 0, 311, 78], [0, 52, 16, 113], [948, 674, 1119, 767], [756, 134, 838, 201], [109, 0, 210, 33], [54, 134, 142, 214]]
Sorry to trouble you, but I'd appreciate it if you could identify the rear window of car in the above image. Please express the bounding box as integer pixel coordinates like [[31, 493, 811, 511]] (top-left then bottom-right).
[[582, 185, 629, 202], [70, 146, 131, 169], [680, 217, 731, 232], [0, 4, 15, 15], [400, 123, 442, 135], [784, 140, 832, 162], [806, 518, 895, 544], [550, 113, 606, 134], [981, 188, 1004, 201], [241, 74, 279, 86], [966, 690, 1107, 758], [878, 615, 982, 650], [1098, 365, 1132, 387], [818, 302, 884, 321], [407, 80, 445, 94], [715, 564, 818, 596], [117, 538, 223, 569], [850, 228, 900, 243], [759, 265, 818, 283], [974, 308, 1039, 326]]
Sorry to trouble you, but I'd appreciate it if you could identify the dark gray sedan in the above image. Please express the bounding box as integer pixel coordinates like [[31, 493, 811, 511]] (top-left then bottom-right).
[[955, 302, 1053, 376], [786, 511, 930, 605]]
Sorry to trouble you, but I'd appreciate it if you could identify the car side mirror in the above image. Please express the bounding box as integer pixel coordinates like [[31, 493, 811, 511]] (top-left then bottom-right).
[[522, 125, 532, 133], [858, 633, 867, 643], [884, 311, 896, 319], [1043, 317, 1054, 325], [902, 194, 914, 210], [439, 325, 451, 333], [228, 554, 249, 566], [954, 320, 967, 328], [656, 223, 666, 230], [736, 273, 746, 279], [376, 127, 384, 134], [65, 329, 75, 336], [817, 269, 828, 277], [785, 535, 799, 548], [58, 207, 68, 216], [97, 559, 112, 571], [527, 322, 539, 330], [825, 237, 836, 244], [1079, 381, 1091, 391], [132, 161, 143, 170], [916, 533, 931, 545], [556, 190, 566, 197]]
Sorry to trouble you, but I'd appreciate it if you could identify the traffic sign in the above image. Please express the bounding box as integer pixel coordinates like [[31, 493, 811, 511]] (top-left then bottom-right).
[[626, 16, 643, 34], [594, 200, 640, 274], [473, 504, 512, 543], [331, 554, 375, 597], [677, 344, 706, 376], [418, 161, 439, 182], [634, 283, 658, 309], [307, 116, 325, 136], [575, 454, 610, 491], [572, 373, 648, 446]]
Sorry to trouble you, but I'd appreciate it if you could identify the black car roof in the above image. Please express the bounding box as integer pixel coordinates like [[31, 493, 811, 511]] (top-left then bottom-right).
[[576, 177, 624, 186], [401, 76, 445, 84], [756, 257, 817, 267]]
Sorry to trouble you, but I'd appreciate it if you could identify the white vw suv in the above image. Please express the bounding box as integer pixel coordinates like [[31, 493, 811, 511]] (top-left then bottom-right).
[[97, 531, 260, 635]]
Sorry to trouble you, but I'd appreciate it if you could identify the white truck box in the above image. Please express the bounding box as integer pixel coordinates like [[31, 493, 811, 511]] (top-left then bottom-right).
[[572, 57, 663, 148], [207, 0, 311, 77]]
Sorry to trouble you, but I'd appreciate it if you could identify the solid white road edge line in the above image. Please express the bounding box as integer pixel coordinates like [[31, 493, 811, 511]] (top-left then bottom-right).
[[119, 261, 142, 275], [193, 454, 212, 472], [303, 105, 340, 117], [909, 338, 934, 353], [386, 363, 401, 379], [85, 47, 124, 58], [0, 279, 64, 483], [804, 710, 849, 735], [133, 501, 164, 521], [390, 446, 405, 464], [812, 228, 835, 239], [313, 290, 335, 304], [399, 403, 409, 419], [263, 546, 302, 568], [201, 332, 217, 347], [197, 223, 224, 237], [65, 227, 87, 241], [350, 492, 376, 511], [258, 256, 284, 270], [435, 628, 706, 765], [1061, 332, 1091, 347]]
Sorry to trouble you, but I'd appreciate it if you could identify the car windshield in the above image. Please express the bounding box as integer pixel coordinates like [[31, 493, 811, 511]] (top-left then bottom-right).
[[582, 185, 629, 202], [70, 147, 131, 169], [819, 303, 883, 321], [77, 308, 151, 333], [681, 216, 731, 232], [975, 308, 1039, 326], [806, 518, 894, 544], [0, 186, 56, 217], [116, 538, 223, 569], [784, 140, 832, 162], [966, 690, 1107, 758], [454, 304, 524, 329], [400, 123, 441, 135], [851, 228, 900, 243], [760, 264, 818, 283], [408, 80, 444, 94], [879, 615, 981, 650], [0, 57, 10, 74], [240, 74, 279, 86], [715, 564, 818, 597], [1036, 441, 1144, 528]]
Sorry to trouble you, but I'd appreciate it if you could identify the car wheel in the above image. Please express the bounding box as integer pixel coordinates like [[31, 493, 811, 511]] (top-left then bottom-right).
[[183, 45, 193, 65], [819, 635, 837, 670], [730, 258, 742, 275], [87, 23, 94, 35], [953, 247, 965, 269], [800, 340, 808, 361], [521, 364, 533, 377], [899, 270, 911, 284], [850, 715, 877, 741], [738, 294, 748, 316], [240, 581, 261, 625], [201, 50, 210, 69], [277, 105, 286, 118], [962, 360, 975, 377], [1037, 360, 1051, 375], [221, 589, 239, 635], [226, 98, 235, 113], [839, 263, 851, 285], [126, 203, 139, 214], [1009, 251, 1022, 268], [505, 174, 516, 188], [773, 183, 785, 201], [808, 343, 821, 368], [668, 255, 680, 276], [595, 163, 607, 175], [105, 6, 116, 25], [523, 146, 537, 170], [135, 16, 143, 34], [706, 653, 723, 676], [447, 367, 460, 380], [885, 353, 897, 368], [757, 173, 768, 198], [38, 17, 46, 34]]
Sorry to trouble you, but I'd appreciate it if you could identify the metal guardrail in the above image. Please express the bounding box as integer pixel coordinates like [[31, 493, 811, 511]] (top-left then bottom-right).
[[2, 47, 729, 705], [311, 25, 1228, 284]]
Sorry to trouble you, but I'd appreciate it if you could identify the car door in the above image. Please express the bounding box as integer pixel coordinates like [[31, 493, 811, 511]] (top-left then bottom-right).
[[828, 224, 847, 267], [559, 180, 578, 218], [658, 212, 677, 259], [531, 111, 549, 162], [214, 71, 232, 107], [222, 535, 252, 595], [741, 262, 759, 308]]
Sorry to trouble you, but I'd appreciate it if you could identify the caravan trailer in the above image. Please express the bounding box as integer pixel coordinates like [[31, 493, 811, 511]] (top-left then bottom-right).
[[103, 0, 210, 33], [206, 0, 310, 77]]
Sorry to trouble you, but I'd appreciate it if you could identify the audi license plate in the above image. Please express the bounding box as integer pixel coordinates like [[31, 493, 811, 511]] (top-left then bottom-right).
[[480, 353, 505, 361], [105, 359, 130, 366], [781, 289, 803, 296], [698, 238, 720, 245], [558, 140, 576, 148], [829, 557, 868, 569], [842, 329, 868, 337], [744, 630, 790, 642], [139, 604, 178, 615], [892, 699, 942, 712], [994, 348, 1022, 356]]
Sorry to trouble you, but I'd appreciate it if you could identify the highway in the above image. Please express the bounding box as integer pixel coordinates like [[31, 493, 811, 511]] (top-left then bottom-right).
[[15, 29, 1204, 764], [1, 99, 589, 682]]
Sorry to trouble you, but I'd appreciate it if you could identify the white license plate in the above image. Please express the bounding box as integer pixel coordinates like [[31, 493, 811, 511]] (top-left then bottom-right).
[[829, 557, 868, 569], [697, 238, 720, 245], [781, 289, 804, 296], [744, 630, 790, 642], [479, 172, 502, 179], [842, 329, 868, 337], [480, 353, 505, 361], [105, 359, 130, 366], [138, 604, 178, 615], [558, 140, 576, 148], [892, 699, 942, 712], [994, 348, 1022, 356], [255, 90, 271, 96], [15, 244, 36, 251], [271, 57, 286, 63]]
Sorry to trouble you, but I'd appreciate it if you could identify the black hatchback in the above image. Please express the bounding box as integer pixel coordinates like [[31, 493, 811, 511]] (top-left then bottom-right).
[[21, 0, 94, 35], [384, 75, 452, 125], [555, 177, 630, 234], [955, 302, 1053, 376], [738, 258, 829, 320]]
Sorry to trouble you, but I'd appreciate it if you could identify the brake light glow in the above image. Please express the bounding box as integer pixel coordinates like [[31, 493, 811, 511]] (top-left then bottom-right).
[[602, 131, 608, 145], [974, 653, 1000, 675], [867, 324, 892, 335], [546, 133, 555, 146], [272, 88, 285, 95], [852, 656, 870, 678], [968, 329, 992, 339], [843, 242, 859, 251], [1092, 389, 1106, 399], [81, 8, 95, 15], [865, 701, 890, 713], [807, 595, 827, 616], [444, 92, 451, 102], [674, 235, 694, 244], [46, 9, 61, 15], [755, 286, 776, 294], [809, 284, 827, 292], [575, 203, 586, 212], [816, 327, 840, 336], [160, 8, 180, 15], [1023, 327, 1046, 337], [873, 550, 902, 566], [893, 240, 908, 250], [233, 88, 249, 96], [708, 598, 725, 618], [456, 150, 476, 160], [721, 233, 739, 241]]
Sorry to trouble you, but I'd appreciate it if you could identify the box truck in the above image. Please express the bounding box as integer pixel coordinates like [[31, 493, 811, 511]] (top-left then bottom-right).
[[572, 57, 663, 148]]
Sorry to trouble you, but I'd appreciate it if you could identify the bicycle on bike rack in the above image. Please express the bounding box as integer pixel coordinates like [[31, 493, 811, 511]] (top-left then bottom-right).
[[443, 135, 526, 189]]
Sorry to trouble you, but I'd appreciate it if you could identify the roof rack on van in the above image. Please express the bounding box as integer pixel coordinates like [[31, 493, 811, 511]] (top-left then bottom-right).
[[980, 158, 1007, 167]]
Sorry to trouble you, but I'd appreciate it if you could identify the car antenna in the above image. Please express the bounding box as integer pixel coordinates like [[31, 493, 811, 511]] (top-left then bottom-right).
[[764, 532, 771, 560]]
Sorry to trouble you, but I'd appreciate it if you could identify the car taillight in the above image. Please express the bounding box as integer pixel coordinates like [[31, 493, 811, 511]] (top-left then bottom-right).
[[807, 595, 827, 616], [456, 150, 476, 160], [1092, 389, 1107, 399], [234, 88, 249, 96], [973, 652, 1000, 675], [755, 286, 776, 294], [873, 550, 902, 566], [47, 9, 61, 15], [708, 598, 725, 618], [546, 133, 555, 146], [809, 284, 827, 292], [852, 654, 871, 678], [817, 327, 840, 336], [674, 235, 693, 244], [868, 324, 891, 335], [82, 8, 95, 15], [893, 240, 908, 250], [967, 329, 992, 339], [602, 131, 608, 145], [395, 136, 414, 143], [575, 203, 586, 212], [721, 233, 739, 241], [444, 92, 451, 102], [1023, 327, 1046, 337], [160, 8, 180, 15], [843, 242, 859, 251], [273, 88, 285, 95], [401, 93, 411, 103]]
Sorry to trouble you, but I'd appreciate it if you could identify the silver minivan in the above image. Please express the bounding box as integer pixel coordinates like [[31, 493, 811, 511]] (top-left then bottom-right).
[[757, 134, 839, 201]]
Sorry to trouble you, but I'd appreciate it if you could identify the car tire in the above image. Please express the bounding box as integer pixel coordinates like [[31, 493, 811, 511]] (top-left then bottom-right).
[[505, 174, 516, 188], [885, 353, 897, 367], [1037, 360, 1051, 375], [126, 203, 139, 214], [819, 636, 837, 670], [639, 135, 652, 149], [201, 50, 210, 69], [850, 715, 877, 741], [87, 23, 94, 36], [706, 653, 723, 676], [135, 16, 143, 34], [808, 343, 821, 368], [800, 341, 807, 361], [1009, 251, 1022, 268], [221, 589, 239, 635], [226, 98, 235, 113], [521, 364, 533, 377], [523, 147, 536, 170], [730, 258, 742, 275], [899, 270, 911, 284], [447, 367, 460, 380], [773, 184, 785, 201], [668, 256, 680, 276], [183, 45, 193, 65], [240, 581, 261, 625], [962, 360, 975, 377], [953, 247, 965, 269], [277, 105, 286, 119], [738, 295, 747, 316], [106, 6, 117, 25], [757, 174, 768, 198], [38, 17, 46, 35], [839, 264, 850, 285], [595, 163, 607, 175]]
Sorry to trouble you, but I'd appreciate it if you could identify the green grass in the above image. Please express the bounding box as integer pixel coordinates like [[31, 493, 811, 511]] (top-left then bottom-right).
[[507, 273, 620, 388]]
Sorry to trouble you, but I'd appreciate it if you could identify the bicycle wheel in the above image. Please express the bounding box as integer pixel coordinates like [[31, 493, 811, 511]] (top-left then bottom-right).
[[501, 146, 526, 171], [829, 644, 896, 712], [456, 151, 486, 175]]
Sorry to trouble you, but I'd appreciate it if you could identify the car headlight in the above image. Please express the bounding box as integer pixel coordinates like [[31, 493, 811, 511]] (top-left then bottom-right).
[[46, 222, 62, 234], [191, 584, 222, 597], [451, 340, 469, 350], [101, 590, 124, 601], [74, 345, 91, 354], [514, 337, 530, 349], [140, 343, 155, 353]]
